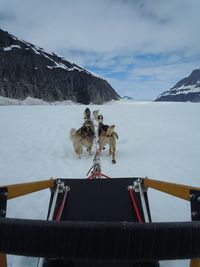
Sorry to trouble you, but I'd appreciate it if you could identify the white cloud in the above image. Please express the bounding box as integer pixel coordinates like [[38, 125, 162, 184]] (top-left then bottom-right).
[[0, 0, 200, 99], [1, 0, 200, 54]]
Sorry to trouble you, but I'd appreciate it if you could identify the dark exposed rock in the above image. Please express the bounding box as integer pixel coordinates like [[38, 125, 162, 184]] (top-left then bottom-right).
[[155, 69, 200, 102], [0, 29, 120, 104]]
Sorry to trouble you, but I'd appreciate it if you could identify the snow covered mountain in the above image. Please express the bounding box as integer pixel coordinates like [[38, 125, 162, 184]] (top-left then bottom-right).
[[122, 95, 133, 100], [155, 69, 200, 102], [0, 29, 120, 104]]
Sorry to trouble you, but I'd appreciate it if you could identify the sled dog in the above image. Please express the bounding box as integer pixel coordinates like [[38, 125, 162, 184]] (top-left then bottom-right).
[[83, 118, 95, 133], [93, 109, 99, 121], [97, 117, 119, 164], [84, 108, 91, 121], [70, 124, 95, 158], [95, 114, 108, 135]]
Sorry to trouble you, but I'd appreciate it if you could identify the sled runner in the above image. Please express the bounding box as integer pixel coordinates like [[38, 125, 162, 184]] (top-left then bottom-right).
[[0, 177, 200, 267]]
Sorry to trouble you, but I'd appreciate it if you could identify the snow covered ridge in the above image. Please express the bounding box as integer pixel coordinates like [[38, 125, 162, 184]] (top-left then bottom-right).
[[0, 29, 120, 104], [0, 96, 76, 106], [2, 33, 92, 75], [155, 69, 200, 102], [158, 83, 200, 97], [0, 96, 119, 106], [4, 32, 81, 70]]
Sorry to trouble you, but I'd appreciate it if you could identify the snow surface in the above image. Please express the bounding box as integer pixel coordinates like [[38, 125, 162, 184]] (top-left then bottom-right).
[[0, 96, 76, 106], [0, 100, 199, 267]]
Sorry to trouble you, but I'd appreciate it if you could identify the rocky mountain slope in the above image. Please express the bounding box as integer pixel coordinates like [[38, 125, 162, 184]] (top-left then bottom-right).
[[0, 29, 120, 104], [155, 69, 200, 102]]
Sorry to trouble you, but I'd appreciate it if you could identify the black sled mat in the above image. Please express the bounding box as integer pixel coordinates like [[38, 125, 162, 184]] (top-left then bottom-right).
[[51, 178, 151, 222]]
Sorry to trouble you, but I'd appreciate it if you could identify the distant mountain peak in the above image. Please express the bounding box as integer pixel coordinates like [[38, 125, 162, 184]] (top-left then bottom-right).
[[0, 28, 120, 104], [122, 96, 133, 100], [155, 69, 200, 102]]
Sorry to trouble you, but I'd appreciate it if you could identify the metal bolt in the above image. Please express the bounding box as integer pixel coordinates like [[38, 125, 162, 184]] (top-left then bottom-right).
[[190, 194, 195, 200], [128, 185, 134, 190], [65, 186, 70, 192], [59, 182, 65, 189], [58, 181, 65, 193], [192, 211, 198, 217], [0, 191, 8, 197]]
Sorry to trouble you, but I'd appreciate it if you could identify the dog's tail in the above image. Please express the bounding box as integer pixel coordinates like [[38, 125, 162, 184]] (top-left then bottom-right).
[[114, 132, 119, 139], [107, 125, 119, 139]]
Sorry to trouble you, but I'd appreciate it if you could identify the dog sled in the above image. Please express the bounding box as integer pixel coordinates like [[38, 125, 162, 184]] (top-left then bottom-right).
[[0, 175, 200, 267], [0, 109, 200, 266]]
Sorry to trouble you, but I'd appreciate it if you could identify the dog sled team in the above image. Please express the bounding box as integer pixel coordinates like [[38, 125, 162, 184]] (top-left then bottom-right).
[[70, 108, 118, 164]]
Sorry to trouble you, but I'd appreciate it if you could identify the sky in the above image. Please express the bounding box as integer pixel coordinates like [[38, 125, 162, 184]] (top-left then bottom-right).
[[0, 0, 200, 100]]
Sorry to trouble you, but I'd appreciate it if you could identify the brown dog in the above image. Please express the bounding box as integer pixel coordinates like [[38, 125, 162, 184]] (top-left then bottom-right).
[[70, 124, 95, 158], [97, 114, 109, 136], [98, 124, 119, 164]]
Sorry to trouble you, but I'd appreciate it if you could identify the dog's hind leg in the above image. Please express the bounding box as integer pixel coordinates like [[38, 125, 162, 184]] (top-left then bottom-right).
[[75, 149, 81, 158], [87, 145, 92, 156], [74, 145, 82, 158], [98, 138, 103, 155], [98, 141, 105, 155], [110, 145, 116, 164], [109, 145, 111, 155]]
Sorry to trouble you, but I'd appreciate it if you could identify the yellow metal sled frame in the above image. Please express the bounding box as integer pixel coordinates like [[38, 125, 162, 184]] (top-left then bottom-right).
[[3, 178, 55, 200], [143, 177, 199, 201], [0, 177, 199, 267]]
